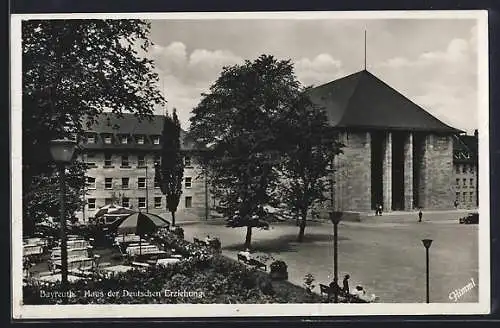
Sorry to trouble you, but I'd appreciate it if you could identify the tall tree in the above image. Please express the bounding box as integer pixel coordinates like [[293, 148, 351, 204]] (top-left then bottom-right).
[[189, 54, 301, 249], [22, 19, 165, 226], [277, 91, 343, 242], [159, 109, 184, 226]]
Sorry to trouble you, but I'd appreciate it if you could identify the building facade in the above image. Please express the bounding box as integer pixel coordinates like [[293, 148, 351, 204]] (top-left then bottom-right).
[[308, 70, 462, 212], [74, 113, 209, 222], [453, 131, 479, 209]]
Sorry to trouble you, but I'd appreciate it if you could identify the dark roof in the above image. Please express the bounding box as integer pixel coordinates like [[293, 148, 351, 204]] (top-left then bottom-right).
[[307, 70, 462, 133], [82, 113, 204, 152], [453, 134, 478, 163]]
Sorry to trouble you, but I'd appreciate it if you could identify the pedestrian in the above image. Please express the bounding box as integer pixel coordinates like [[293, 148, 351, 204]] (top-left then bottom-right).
[[342, 274, 350, 295], [378, 204, 383, 216], [418, 209, 423, 222]]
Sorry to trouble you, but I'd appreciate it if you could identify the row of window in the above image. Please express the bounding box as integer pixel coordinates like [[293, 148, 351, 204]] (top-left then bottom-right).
[[86, 176, 192, 189], [455, 163, 475, 175], [455, 178, 475, 188], [85, 154, 192, 168], [86, 134, 161, 145], [455, 192, 475, 204], [87, 196, 193, 210]]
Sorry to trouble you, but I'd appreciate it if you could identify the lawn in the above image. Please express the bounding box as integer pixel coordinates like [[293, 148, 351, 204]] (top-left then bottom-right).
[[181, 212, 478, 303]]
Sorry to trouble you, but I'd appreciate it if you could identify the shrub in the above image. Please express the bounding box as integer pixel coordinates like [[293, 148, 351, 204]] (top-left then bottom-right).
[[171, 226, 184, 239], [269, 260, 288, 280]]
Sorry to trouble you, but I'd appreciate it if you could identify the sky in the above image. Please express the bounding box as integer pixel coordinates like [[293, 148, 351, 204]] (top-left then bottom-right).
[[146, 17, 480, 134]]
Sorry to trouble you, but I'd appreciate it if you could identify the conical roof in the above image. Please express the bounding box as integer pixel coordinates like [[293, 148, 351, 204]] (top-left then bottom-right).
[[307, 70, 461, 133]]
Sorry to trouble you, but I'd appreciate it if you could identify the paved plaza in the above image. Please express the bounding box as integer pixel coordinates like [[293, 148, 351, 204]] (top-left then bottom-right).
[[180, 210, 478, 303]]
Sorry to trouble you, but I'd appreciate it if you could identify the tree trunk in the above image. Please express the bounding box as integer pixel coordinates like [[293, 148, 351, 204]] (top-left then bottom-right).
[[297, 210, 308, 242], [171, 211, 176, 227], [244, 226, 252, 249]]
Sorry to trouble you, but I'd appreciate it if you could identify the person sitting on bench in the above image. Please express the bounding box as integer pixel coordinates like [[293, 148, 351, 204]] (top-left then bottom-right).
[[238, 248, 252, 262], [329, 278, 342, 299], [204, 234, 211, 245]]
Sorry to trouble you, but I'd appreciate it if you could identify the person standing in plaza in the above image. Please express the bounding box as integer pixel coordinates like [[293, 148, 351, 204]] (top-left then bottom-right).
[[418, 209, 423, 222], [342, 274, 350, 295]]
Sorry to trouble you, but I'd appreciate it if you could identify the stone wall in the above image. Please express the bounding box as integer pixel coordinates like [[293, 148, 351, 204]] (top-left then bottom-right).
[[419, 134, 455, 209], [333, 131, 372, 212]]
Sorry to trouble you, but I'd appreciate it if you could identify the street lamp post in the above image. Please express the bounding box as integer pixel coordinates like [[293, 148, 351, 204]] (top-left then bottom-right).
[[421, 239, 433, 303], [329, 211, 342, 303], [49, 139, 76, 300]]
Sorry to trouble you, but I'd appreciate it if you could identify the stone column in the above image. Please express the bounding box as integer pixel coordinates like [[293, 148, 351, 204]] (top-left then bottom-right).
[[382, 132, 392, 211], [403, 133, 414, 210]]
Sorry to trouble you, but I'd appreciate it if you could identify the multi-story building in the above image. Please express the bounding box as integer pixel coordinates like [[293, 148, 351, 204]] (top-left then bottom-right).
[[74, 113, 210, 223], [452, 130, 479, 209]]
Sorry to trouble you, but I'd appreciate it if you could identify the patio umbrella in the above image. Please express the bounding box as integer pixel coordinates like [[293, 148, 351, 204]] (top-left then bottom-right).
[[117, 212, 170, 255], [95, 204, 125, 218]]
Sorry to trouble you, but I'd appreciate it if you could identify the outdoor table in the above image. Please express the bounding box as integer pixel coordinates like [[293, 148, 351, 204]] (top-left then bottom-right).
[[127, 242, 150, 247], [38, 274, 82, 283], [157, 258, 181, 267], [52, 257, 94, 271], [102, 265, 134, 275], [23, 244, 44, 257]]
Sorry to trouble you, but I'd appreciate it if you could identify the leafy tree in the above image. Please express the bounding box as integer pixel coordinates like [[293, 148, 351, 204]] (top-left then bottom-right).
[[22, 19, 165, 226], [277, 91, 343, 242], [189, 55, 301, 249], [158, 109, 184, 226]]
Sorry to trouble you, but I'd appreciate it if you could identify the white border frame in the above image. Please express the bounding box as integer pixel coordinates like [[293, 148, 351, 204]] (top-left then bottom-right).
[[11, 10, 490, 319]]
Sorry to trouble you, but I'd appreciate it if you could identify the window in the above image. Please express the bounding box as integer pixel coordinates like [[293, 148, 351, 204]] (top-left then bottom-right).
[[104, 135, 112, 144], [462, 192, 467, 203], [462, 164, 467, 174], [456, 178, 460, 187], [88, 198, 96, 210], [455, 165, 460, 174], [137, 136, 145, 144], [463, 178, 467, 187], [104, 153, 112, 167], [185, 196, 192, 208], [122, 197, 130, 208], [138, 177, 146, 189], [154, 197, 162, 208], [184, 156, 192, 167], [138, 155, 146, 167], [86, 152, 97, 167], [469, 192, 474, 203], [121, 135, 128, 144], [105, 198, 113, 205], [122, 177, 129, 189], [184, 177, 192, 188], [455, 192, 460, 202], [153, 136, 160, 145], [154, 177, 160, 189], [87, 135, 95, 144], [86, 177, 96, 190], [121, 155, 130, 167], [470, 178, 474, 187], [138, 197, 146, 209], [154, 155, 161, 166], [105, 178, 112, 189]]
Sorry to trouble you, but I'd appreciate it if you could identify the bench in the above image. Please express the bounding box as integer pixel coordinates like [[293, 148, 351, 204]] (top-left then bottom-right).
[[237, 253, 248, 263], [248, 258, 266, 271]]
